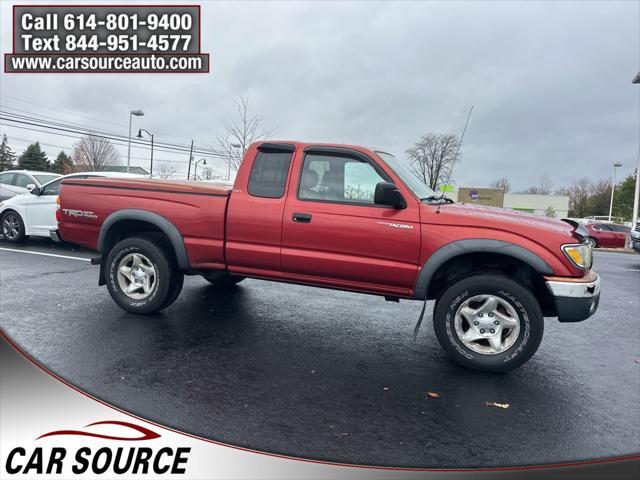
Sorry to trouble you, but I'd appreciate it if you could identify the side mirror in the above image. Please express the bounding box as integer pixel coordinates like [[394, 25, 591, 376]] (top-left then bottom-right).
[[26, 183, 36, 191], [30, 186, 41, 195], [374, 182, 407, 209]]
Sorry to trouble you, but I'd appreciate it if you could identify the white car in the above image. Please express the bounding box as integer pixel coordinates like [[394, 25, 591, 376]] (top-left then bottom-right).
[[0, 171, 145, 242], [0, 170, 62, 199]]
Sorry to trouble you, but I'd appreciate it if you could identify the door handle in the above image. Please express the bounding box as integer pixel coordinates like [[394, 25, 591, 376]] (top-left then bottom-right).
[[292, 213, 312, 223]]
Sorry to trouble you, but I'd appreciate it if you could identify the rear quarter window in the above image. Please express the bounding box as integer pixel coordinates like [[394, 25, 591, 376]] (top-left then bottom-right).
[[248, 151, 293, 198]]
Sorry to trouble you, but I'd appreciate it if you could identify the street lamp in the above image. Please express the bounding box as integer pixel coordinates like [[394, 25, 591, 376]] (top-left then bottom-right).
[[136, 128, 154, 177], [194, 158, 206, 180], [608, 162, 623, 222], [127, 109, 144, 173]]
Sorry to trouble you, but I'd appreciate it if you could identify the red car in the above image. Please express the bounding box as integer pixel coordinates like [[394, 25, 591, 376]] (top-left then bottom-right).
[[585, 223, 629, 248], [55, 141, 600, 372]]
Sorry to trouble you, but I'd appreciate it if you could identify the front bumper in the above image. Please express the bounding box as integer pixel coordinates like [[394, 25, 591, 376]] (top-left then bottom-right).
[[545, 271, 600, 323]]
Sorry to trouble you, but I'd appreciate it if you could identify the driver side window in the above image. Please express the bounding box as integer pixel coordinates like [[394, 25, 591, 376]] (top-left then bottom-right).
[[298, 153, 387, 205]]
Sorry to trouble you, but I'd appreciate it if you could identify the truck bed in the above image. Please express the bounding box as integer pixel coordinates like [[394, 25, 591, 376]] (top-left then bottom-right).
[[59, 177, 232, 270]]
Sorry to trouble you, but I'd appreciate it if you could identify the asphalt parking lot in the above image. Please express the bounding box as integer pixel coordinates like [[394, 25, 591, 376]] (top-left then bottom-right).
[[1, 239, 639, 468]]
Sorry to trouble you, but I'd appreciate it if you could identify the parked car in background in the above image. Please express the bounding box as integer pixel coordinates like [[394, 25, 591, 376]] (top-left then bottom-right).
[[0, 171, 144, 242], [631, 221, 640, 253], [584, 222, 630, 248], [0, 170, 61, 199]]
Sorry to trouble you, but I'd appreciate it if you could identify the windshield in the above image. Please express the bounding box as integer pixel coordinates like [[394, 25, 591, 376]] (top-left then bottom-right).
[[33, 174, 61, 185], [375, 152, 439, 200]]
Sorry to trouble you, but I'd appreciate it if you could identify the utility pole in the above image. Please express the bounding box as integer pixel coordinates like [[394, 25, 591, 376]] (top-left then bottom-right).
[[608, 162, 622, 222], [187, 140, 194, 180], [632, 72, 640, 225]]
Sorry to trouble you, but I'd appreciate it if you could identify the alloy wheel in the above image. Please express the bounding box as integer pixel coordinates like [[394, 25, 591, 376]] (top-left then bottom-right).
[[2, 214, 21, 240], [116, 253, 158, 300], [453, 294, 521, 355]]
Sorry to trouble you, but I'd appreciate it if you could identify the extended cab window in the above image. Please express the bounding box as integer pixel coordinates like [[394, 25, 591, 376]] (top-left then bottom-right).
[[248, 151, 293, 198], [298, 153, 387, 205]]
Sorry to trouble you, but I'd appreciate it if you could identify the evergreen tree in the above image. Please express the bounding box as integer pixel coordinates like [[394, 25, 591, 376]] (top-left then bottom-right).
[[18, 142, 50, 171], [52, 150, 74, 174], [612, 171, 637, 221], [0, 134, 16, 171]]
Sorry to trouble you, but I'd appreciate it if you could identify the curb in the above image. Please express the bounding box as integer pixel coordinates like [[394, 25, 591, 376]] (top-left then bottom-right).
[[594, 248, 638, 255]]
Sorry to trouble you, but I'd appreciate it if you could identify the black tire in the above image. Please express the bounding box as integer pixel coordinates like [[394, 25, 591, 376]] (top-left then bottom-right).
[[433, 274, 544, 373], [202, 273, 245, 287], [105, 236, 183, 314], [1, 211, 27, 243], [587, 236, 598, 248], [160, 269, 184, 310]]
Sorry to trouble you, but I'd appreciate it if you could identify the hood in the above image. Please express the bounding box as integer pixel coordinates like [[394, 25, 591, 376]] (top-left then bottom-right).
[[429, 203, 576, 239]]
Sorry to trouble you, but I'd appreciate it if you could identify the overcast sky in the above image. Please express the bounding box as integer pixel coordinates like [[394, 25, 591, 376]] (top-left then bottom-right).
[[0, 0, 638, 190]]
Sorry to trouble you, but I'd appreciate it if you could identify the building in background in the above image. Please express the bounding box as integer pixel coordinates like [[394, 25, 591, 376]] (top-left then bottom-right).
[[444, 188, 569, 218]]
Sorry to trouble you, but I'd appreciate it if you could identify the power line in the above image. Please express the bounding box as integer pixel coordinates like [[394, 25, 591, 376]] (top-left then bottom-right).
[[0, 94, 125, 127], [0, 94, 222, 148], [5, 135, 173, 164], [0, 110, 224, 156], [0, 114, 229, 159]]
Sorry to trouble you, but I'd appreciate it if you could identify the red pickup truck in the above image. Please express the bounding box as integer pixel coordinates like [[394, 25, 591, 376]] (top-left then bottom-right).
[[56, 141, 600, 372]]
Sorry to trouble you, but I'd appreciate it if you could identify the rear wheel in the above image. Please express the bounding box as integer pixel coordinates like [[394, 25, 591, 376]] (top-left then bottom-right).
[[1, 211, 27, 243], [105, 236, 183, 314], [586, 236, 598, 248], [433, 274, 544, 373]]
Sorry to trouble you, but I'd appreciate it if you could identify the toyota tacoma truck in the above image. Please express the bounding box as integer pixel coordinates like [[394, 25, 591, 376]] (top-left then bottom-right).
[[56, 141, 600, 372]]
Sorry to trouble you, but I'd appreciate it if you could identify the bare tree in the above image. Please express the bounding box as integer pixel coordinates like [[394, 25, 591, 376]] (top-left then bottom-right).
[[493, 177, 511, 193], [199, 166, 221, 181], [523, 174, 554, 195], [538, 174, 553, 195], [216, 95, 276, 178], [566, 177, 592, 217], [156, 163, 176, 179], [405, 133, 460, 191], [72, 134, 120, 171]]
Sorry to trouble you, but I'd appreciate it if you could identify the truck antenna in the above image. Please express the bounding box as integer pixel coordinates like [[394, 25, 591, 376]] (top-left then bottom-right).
[[436, 105, 474, 214]]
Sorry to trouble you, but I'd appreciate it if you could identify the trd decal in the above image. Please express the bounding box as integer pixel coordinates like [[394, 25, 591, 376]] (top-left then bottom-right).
[[62, 208, 97, 219]]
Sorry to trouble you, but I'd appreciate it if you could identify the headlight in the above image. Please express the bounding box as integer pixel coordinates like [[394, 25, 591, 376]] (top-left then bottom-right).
[[562, 243, 592, 270]]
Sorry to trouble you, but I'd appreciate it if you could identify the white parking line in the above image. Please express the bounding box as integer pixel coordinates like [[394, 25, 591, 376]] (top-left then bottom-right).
[[0, 247, 90, 262]]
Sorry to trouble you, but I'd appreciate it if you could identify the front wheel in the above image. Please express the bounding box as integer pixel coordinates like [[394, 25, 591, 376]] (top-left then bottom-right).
[[433, 274, 544, 373], [105, 236, 183, 315], [1, 211, 27, 243], [586, 236, 598, 248]]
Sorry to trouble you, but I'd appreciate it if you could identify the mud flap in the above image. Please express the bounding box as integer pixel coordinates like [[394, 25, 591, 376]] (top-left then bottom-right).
[[413, 300, 429, 341]]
